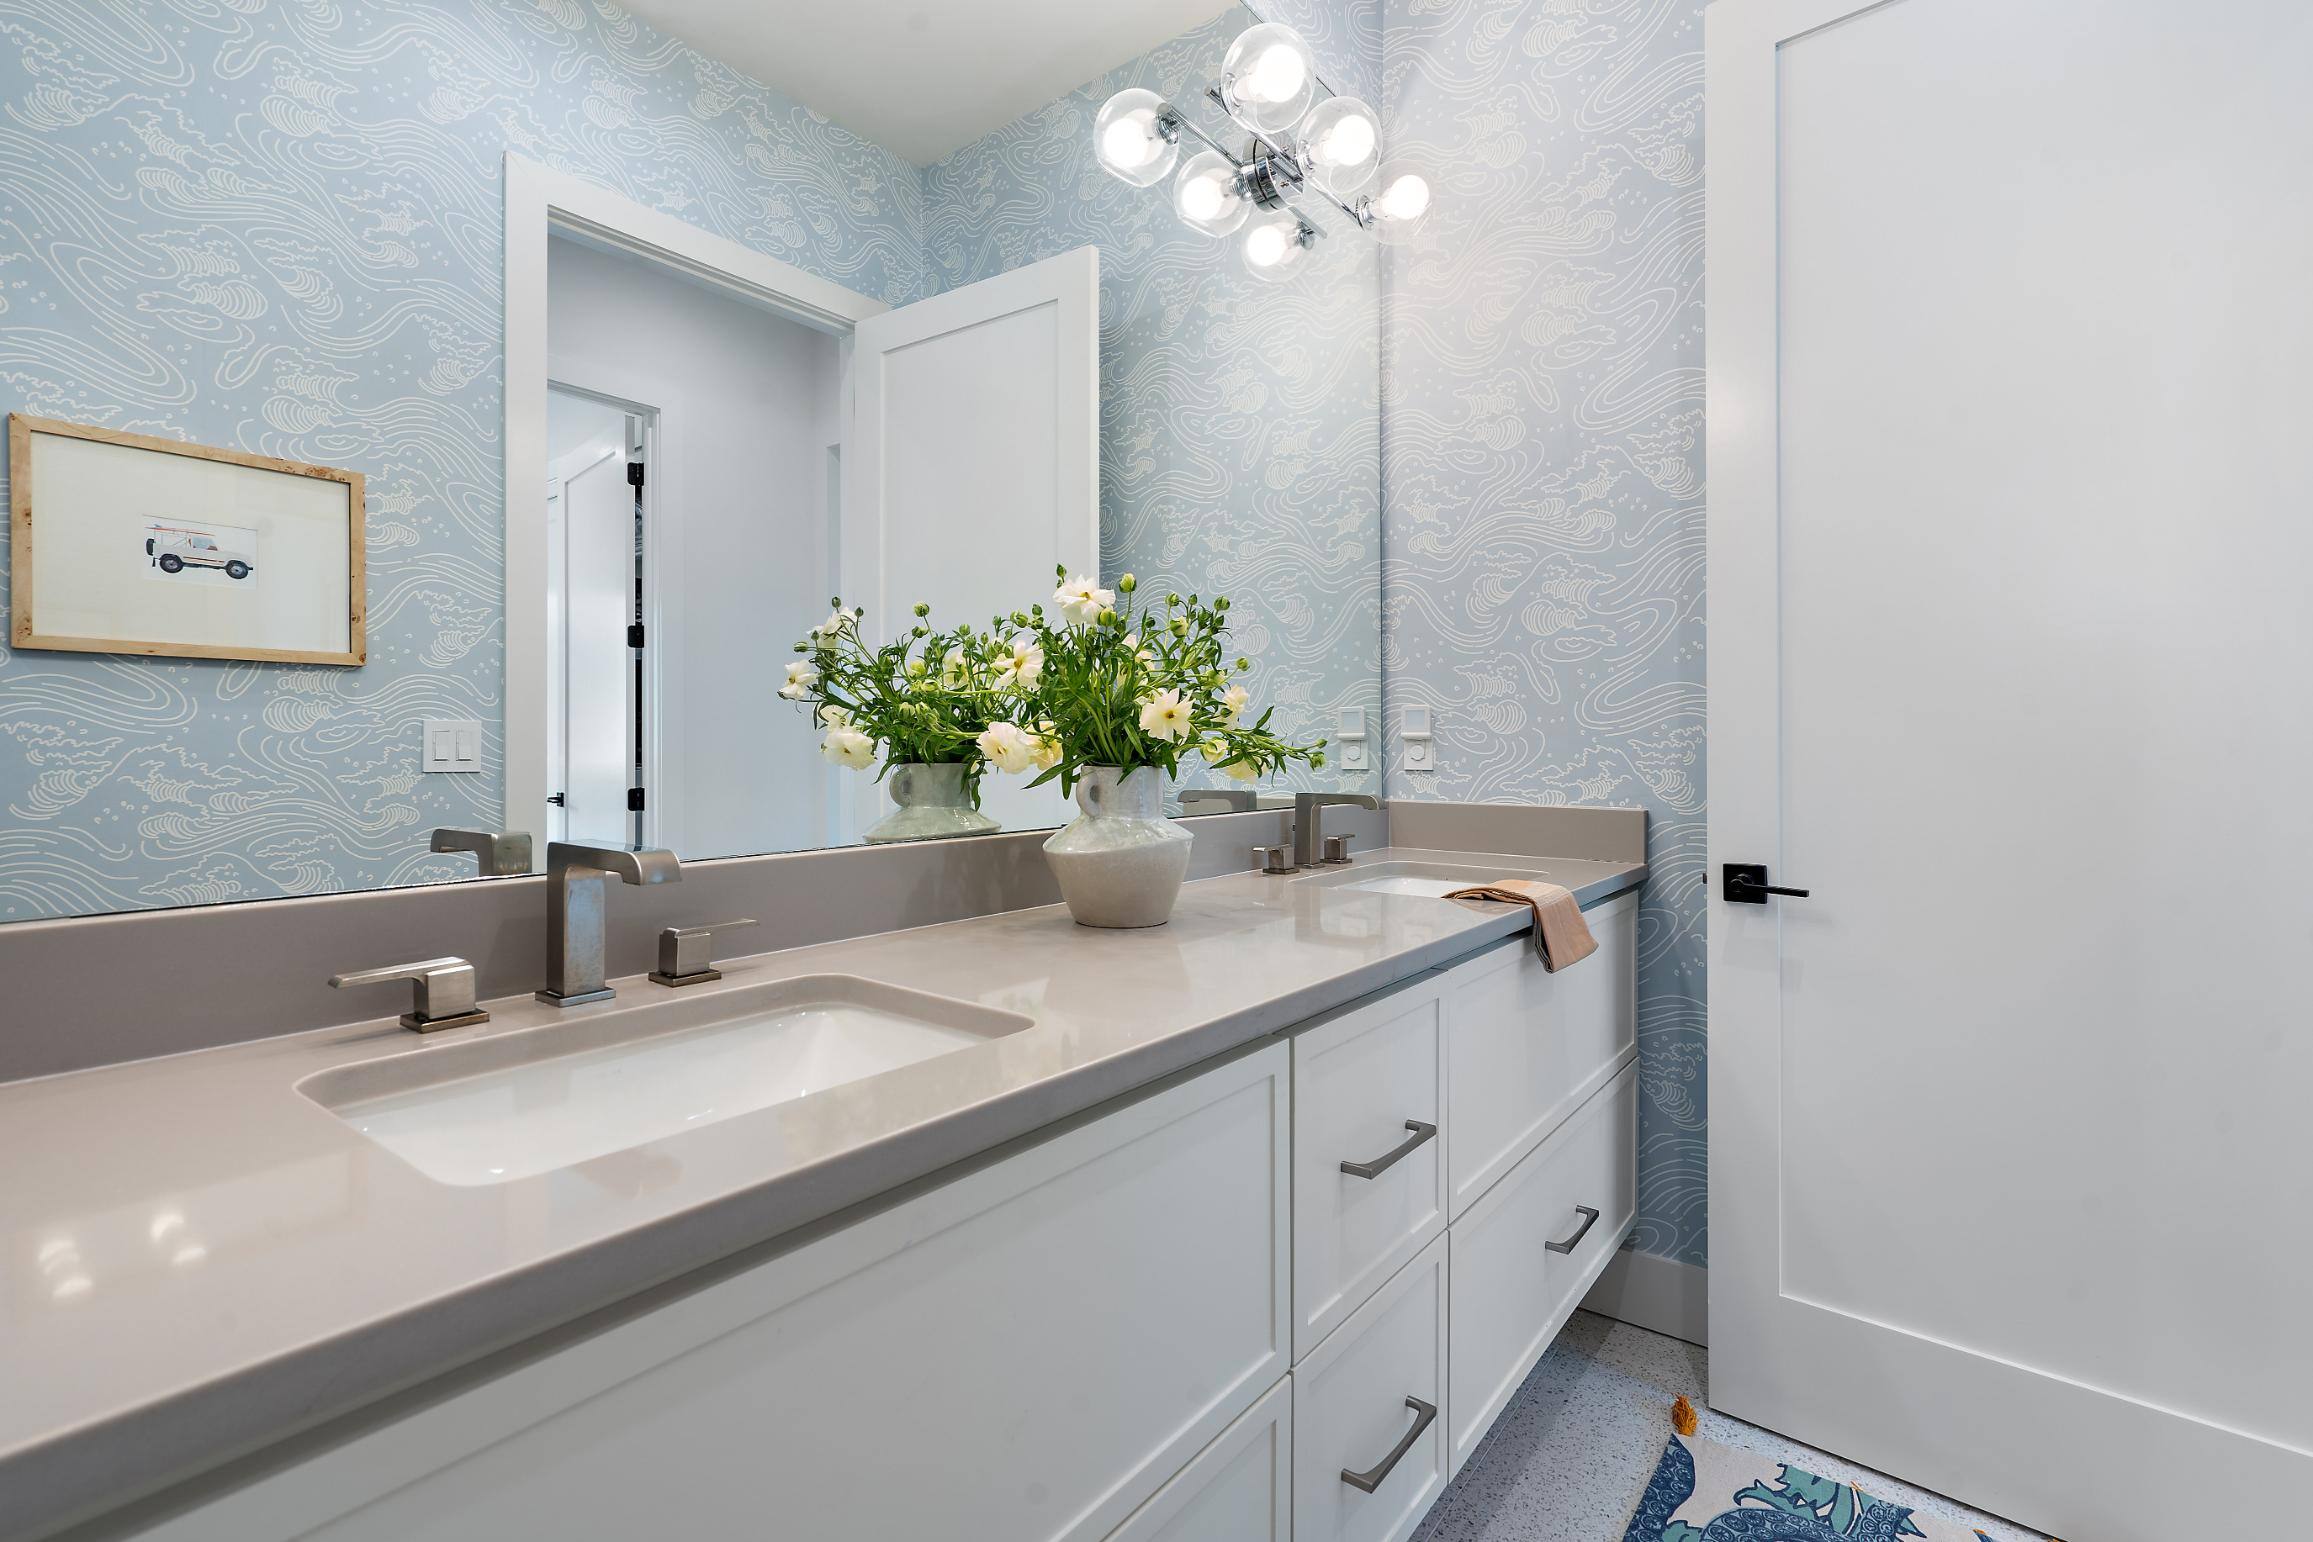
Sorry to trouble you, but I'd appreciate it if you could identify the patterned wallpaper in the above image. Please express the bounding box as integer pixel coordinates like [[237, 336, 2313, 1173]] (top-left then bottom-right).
[[0, 0, 924, 920], [1379, 0, 1708, 1266], [922, 7, 1382, 800]]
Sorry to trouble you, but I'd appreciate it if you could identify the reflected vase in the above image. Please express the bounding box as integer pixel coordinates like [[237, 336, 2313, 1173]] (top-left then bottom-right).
[[862, 762, 1000, 845], [1042, 765, 1193, 928]]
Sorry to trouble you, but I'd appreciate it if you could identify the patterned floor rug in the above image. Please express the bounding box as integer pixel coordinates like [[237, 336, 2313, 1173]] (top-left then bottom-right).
[[1622, 1433, 2008, 1542]]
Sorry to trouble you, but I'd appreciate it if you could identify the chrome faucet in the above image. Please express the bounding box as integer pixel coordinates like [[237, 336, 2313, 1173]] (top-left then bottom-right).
[[430, 826, 534, 877], [1291, 792, 1381, 870], [537, 841, 682, 1007]]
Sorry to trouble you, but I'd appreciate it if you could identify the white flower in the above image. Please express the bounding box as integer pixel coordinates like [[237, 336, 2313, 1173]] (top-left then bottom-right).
[[1138, 688, 1192, 743], [815, 606, 860, 639], [994, 635, 1045, 689], [780, 660, 819, 700], [1122, 633, 1156, 666], [1221, 756, 1262, 783], [976, 720, 1039, 775], [1221, 683, 1251, 726], [1053, 573, 1115, 627], [816, 702, 853, 729], [820, 726, 876, 769], [940, 647, 972, 689], [1029, 722, 1063, 771]]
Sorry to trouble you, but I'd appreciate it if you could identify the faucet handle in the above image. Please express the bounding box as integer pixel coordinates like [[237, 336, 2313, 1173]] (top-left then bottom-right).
[[650, 919, 759, 988], [1254, 843, 1297, 876], [1322, 833, 1355, 865], [330, 957, 489, 1033]]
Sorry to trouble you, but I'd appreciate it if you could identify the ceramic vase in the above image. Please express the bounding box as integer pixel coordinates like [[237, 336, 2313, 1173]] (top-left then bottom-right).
[[861, 762, 1000, 845], [1042, 765, 1193, 927]]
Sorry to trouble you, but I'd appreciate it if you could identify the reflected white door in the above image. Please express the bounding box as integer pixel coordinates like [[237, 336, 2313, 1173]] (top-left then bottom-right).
[[1707, 2, 2313, 1536], [844, 246, 1098, 836], [559, 444, 636, 845]]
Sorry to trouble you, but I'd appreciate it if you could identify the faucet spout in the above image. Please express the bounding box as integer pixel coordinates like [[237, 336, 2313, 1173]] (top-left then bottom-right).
[[1291, 792, 1382, 870], [538, 841, 683, 1007]]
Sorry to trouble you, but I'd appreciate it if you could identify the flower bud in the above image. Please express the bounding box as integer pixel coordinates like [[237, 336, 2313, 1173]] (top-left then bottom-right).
[[1118, 573, 1137, 593]]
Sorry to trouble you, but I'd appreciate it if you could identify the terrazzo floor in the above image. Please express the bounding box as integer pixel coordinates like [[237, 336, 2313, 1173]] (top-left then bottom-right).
[[1411, 1311, 2055, 1542]]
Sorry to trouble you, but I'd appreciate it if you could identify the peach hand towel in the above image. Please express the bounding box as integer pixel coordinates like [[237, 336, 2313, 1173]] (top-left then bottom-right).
[[1442, 878, 1598, 972]]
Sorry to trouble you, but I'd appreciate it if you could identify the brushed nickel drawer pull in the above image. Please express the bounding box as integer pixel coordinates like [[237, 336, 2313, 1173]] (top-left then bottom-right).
[[1546, 1204, 1602, 1255], [1340, 1395, 1437, 1493], [1340, 1120, 1437, 1180]]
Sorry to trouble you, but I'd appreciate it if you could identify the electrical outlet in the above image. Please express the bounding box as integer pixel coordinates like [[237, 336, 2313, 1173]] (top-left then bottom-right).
[[422, 719, 483, 773]]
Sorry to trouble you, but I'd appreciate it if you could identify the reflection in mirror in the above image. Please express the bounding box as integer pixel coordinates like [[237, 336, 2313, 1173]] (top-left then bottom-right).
[[0, 0, 1383, 923]]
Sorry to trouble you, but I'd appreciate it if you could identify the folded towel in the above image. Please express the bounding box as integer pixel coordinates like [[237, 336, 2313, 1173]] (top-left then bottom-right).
[[1441, 879, 1598, 972]]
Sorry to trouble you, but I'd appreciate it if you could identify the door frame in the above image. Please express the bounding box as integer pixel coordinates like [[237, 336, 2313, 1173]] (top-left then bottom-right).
[[503, 153, 887, 866], [1704, 2, 2311, 1534]]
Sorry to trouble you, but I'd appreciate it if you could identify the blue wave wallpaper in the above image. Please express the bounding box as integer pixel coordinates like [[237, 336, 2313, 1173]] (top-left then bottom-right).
[[0, 0, 923, 920], [921, 7, 1382, 799], [1379, 0, 1708, 1266]]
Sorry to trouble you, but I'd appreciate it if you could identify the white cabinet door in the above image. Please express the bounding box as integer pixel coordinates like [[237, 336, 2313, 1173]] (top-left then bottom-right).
[[1442, 893, 1636, 1217], [1292, 977, 1448, 1359], [1447, 1066, 1636, 1473], [1106, 1378, 1291, 1542], [1292, 1233, 1449, 1542], [136, 1044, 1291, 1542], [844, 245, 1097, 838], [1709, 0, 2313, 1534]]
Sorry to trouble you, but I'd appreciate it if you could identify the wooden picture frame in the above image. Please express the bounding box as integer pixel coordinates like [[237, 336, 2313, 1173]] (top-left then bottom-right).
[[8, 413, 366, 666]]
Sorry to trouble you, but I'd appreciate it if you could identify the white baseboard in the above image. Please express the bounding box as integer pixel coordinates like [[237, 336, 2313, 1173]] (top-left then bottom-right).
[[1580, 1246, 1708, 1346]]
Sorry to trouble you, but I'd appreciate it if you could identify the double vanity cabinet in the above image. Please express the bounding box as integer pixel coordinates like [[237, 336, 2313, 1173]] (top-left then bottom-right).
[[108, 892, 1637, 1542]]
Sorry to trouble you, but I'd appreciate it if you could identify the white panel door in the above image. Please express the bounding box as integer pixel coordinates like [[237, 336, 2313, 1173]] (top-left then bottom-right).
[[845, 247, 1098, 836], [1707, 2, 2313, 1537], [558, 445, 634, 846]]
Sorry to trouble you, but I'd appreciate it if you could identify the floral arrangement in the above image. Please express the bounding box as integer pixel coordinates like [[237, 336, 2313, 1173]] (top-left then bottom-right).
[[781, 601, 1046, 797], [974, 568, 1325, 795], [781, 571, 1324, 801]]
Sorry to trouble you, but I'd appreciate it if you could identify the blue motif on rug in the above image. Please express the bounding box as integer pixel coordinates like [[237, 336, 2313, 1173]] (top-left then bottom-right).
[[1622, 1437, 1999, 1542]]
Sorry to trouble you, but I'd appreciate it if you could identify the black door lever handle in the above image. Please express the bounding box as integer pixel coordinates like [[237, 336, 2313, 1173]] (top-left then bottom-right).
[[1723, 863, 1810, 903]]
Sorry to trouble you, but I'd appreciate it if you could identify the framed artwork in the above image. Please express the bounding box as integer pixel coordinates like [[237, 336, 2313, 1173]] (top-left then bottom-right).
[[8, 414, 365, 666]]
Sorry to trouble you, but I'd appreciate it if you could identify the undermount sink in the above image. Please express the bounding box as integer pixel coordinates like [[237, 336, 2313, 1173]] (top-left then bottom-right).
[[300, 977, 1031, 1186], [1293, 861, 1530, 899]]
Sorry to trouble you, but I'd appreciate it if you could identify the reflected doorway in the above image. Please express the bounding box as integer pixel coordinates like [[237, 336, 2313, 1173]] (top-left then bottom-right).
[[545, 386, 651, 848]]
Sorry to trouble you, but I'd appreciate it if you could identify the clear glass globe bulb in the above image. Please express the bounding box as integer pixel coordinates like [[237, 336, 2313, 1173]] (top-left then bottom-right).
[[1368, 164, 1432, 245], [1093, 88, 1179, 188], [1241, 212, 1307, 282], [1220, 23, 1318, 138], [1299, 96, 1381, 197], [1173, 149, 1249, 237]]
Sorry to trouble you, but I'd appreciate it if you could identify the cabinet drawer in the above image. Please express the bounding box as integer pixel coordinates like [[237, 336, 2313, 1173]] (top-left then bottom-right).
[[1447, 1064, 1637, 1473], [1293, 1233, 1449, 1542], [1443, 891, 1637, 1217], [1292, 976, 1449, 1358], [1106, 1377, 1290, 1542], [137, 1045, 1293, 1542]]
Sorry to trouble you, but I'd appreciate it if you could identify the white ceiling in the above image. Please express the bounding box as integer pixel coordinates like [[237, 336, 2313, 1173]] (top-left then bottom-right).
[[619, 0, 1238, 167]]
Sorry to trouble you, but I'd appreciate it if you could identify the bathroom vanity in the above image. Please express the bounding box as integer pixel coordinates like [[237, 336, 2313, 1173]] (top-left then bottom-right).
[[0, 839, 1642, 1542]]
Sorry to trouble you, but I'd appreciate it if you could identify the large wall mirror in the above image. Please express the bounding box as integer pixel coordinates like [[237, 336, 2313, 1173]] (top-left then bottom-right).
[[0, 0, 1382, 922]]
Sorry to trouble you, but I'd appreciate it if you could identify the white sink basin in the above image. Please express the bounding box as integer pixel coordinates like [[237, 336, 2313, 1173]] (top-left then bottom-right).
[[1293, 861, 1527, 900], [301, 977, 1031, 1186]]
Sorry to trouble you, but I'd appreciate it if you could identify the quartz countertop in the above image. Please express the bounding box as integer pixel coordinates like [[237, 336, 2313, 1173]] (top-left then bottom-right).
[[0, 848, 1643, 1538]]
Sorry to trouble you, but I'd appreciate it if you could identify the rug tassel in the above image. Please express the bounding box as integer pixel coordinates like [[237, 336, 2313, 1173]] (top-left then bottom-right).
[[1671, 1395, 1698, 1436]]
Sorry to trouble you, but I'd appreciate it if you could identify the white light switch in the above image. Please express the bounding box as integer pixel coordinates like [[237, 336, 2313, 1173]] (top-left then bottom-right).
[[1337, 707, 1367, 742], [1402, 705, 1433, 740], [423, 719, 484, 773]]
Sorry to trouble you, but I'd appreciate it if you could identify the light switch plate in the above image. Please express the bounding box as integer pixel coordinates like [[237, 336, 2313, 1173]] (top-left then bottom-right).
[[422, 719, 483, 773]]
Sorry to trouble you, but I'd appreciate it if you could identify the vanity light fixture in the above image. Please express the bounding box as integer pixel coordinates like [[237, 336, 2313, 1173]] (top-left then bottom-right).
[[1093, 18, 1430, 280]]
